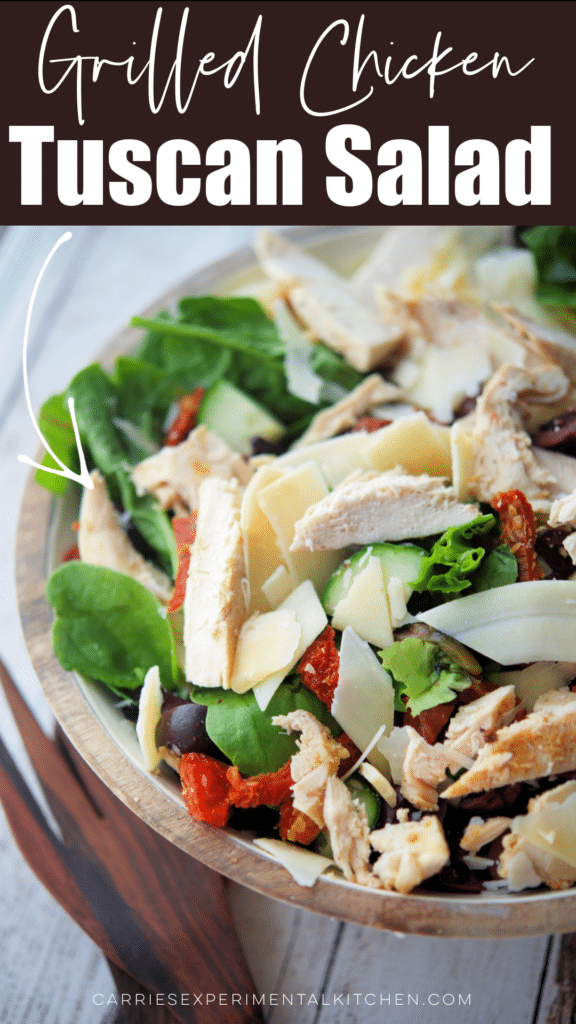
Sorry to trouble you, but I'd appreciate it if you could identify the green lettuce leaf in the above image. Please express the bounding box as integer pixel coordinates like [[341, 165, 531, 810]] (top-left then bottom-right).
[[522, 226, 576, 306], [190, 677, 340, 775], [411, 515, 498, 598], [46, 563, 183, 693], [379, 638, 471, 716]]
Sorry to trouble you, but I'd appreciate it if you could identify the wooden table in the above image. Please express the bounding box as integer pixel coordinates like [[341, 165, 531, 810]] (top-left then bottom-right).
[[0, 224, 570, 1023]]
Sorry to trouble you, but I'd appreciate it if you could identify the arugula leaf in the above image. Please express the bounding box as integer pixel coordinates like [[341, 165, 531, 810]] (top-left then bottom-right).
[[47, 563, 183, 693], [379, 638, 471, 716], [34, 392, 79, 495], [522, 226, 576, 306], [411, 515, 497, 598], [190, 676, 340, 775]]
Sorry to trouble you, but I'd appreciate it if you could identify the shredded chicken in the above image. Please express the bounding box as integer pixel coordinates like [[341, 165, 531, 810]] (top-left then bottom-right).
[[78, 469, 172, 602], [322, 775, 373, 884], [460, 817, 512, 854], [401, 726, 469, 812], [272, 710, 348, 828], [442, 688, 576, 798], [369, 816, 450, 894], [290, 468, 478, 551], [498, 781, 576, 891]]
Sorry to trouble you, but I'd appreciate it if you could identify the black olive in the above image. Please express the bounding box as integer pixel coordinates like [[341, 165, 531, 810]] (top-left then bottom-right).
[[155, 699, 219, 758]]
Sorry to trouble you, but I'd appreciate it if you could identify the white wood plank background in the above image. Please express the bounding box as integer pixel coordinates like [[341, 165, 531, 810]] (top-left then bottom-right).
[[0, 224, 566, 1023]]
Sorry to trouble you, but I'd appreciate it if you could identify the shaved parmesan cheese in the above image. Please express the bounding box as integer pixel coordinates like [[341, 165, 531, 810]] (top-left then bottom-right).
[[450, 414, 475, 501], [241, 464, 285, 613], [418, 581, 576, 664], [358, 762, 397, 807], [387, 575, 409, 627], [360, 412, 452, 477], [230, 610, 302, 693], [261, 564, 292, 609], [395, 345, 491, 424], [512, 786, 576, 869], [253, 838, 334, 887], [331, 626, 394, 775], [276, 431, 370, 488], [462, 855, 495, 871], [332, 556, 394, 648], [136, 665, 163, 771], [253, 580, 328, 710], [376, 726, 411, 785], [257, 461, 341, 593]]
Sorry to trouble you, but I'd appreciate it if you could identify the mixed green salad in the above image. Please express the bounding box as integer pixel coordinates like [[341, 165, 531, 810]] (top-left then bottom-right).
[[40, 226, 576, 895]]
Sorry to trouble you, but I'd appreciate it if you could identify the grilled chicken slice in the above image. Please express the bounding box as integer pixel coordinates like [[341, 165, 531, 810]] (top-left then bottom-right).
[[467, 363, 569, 511], [290, 468, 478, 551], [183, 478, 247, 688], [255, 231, 405, 373], [444, 686, 516, 760], [442, 688, 576, 798], [132, 425, 252, 513], [292, 375, 402, 448], [78, 470, 172, 603]]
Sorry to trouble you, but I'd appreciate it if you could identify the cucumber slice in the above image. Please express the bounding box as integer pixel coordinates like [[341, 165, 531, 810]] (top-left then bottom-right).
[[312, 773, 381, 858], [197, 380, 285, 456], [346, 774, 382, 828], [321, 542, 427, 617]]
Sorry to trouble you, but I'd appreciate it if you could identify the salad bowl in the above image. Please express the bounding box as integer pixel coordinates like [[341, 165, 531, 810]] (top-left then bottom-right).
[[16, 225, 576, 938]]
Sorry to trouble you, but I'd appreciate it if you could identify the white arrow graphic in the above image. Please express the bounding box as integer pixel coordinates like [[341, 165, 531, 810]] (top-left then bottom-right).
[[18, 231, 94, 490]]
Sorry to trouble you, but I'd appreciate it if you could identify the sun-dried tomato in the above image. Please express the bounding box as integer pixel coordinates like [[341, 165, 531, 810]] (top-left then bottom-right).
[[167, 513, 197, 614], [61, 544, 80, 563], [298, 626, 340, 708], [492, 489, 544, 582], [226, 762, 292, 809], [403, 677, 500, 744], [335, 732, 362, 776], [404, 702, 456, 745], [351, 416, 391, 434], [277, 798, 320, 846], [164, 388, 205, 446], [179, 752, 232, 827]]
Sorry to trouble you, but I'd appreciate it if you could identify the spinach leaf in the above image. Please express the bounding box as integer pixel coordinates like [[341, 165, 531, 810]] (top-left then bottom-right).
[[522, 226, 576, 305], [47, 563, 183, 693], [112, 357, 173, 442], [379, 638, 471, 716], [34, 392, 79, 495], [410, 515, 497, 598], [309, 343, 365, 392], [190, 677, 340, 775], [471, 544, 518, 592]]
